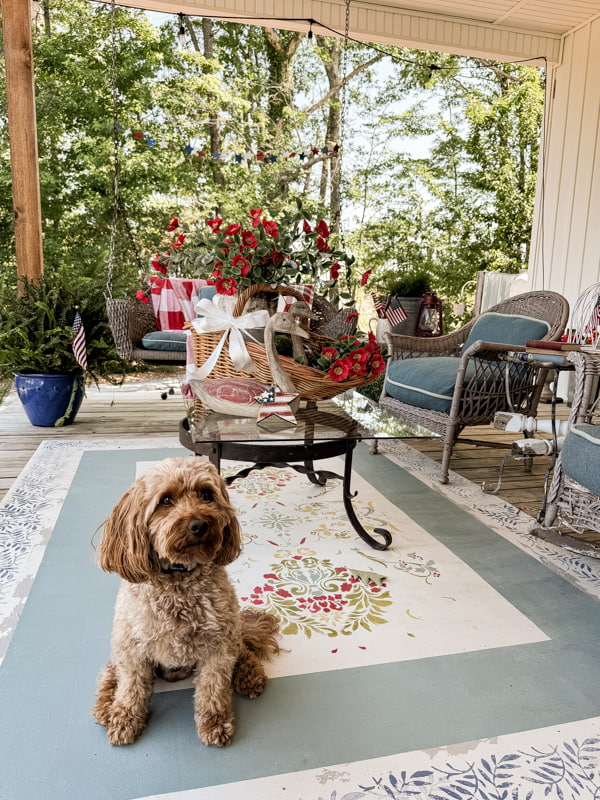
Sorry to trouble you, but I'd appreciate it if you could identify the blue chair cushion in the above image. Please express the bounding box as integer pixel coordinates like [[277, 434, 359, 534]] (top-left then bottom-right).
[[196, 285, 217, 317], [560, 424, 600, 496], [384, 356, 479, 414], [141, 330, 188, 352], [463, 312, 551, 351]]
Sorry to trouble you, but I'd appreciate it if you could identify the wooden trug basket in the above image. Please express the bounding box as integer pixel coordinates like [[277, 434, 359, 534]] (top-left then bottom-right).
[[188, 283, 380, 402]]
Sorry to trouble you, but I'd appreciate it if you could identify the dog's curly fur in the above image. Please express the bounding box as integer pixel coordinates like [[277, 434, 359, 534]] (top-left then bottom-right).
[[92, 456, 279, 747]]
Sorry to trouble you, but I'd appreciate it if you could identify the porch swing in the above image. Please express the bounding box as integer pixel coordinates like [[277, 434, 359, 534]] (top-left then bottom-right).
[[103, 0, 188, 364]]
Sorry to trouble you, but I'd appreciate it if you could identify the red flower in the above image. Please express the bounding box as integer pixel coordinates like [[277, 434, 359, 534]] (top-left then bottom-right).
[[248, 209, 262, 227], [360, 269, 372, 286], [231, 255, 250, 276], [349, 360, 367, 377], [303, 220, 312, 234], [216, 276, 237, 295], [206, 217, 223, 233], [349, 347, 368, 363], [154, 263, 168, 275], [171, 233, 186, 248], [315, 219, 330, 238], [321, 347, 339, 361], [150, 255, 162, 270], [346, 312, 359, 323], [224, 223, 242, 236], [329, 357, 352, 382], [330, 262, 341, 280], [166, 216, 179, 232], [240, 230, 258, 248], [316, 236, 330, 252], [211, 268, 223, 279], [262, 218, 279, 238], [369, 354, 386, 375], [136, 289, 150, 304]]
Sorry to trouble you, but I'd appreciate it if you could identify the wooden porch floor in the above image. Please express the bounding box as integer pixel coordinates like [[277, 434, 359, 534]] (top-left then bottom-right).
[[0, 371, 567, 525]]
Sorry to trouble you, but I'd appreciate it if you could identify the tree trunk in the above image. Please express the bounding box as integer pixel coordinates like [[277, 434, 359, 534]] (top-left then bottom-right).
[[200, 18, 225, 188]]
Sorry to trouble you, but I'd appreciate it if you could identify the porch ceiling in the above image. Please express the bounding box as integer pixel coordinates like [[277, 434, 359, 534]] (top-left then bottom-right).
[[99, 0, 600, 64]]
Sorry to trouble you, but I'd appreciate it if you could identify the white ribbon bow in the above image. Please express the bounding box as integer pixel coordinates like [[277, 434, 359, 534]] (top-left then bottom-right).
[[190, 298, 270, 378]]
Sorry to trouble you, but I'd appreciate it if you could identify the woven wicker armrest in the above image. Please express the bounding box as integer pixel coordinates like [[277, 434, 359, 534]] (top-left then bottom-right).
[[385, 329, 466, 360]]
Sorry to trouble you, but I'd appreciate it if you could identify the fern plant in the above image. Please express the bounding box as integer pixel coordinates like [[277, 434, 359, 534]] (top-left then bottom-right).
[[0, 270, 126, 382]]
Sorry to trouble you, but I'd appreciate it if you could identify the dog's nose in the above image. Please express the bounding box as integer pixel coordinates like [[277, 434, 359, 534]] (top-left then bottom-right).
[[188, 519, 208, 538]]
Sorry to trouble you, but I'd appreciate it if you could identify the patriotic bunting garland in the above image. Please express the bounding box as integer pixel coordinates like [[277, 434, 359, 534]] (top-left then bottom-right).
[[121, 123, 339, 163]]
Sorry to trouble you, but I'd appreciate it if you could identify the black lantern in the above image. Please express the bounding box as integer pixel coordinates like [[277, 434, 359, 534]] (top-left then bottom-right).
[[414, 292, 443, 337]]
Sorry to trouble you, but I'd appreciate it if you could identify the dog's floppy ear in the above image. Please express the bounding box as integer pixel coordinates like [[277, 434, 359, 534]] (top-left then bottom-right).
[[98, 484, 153, 583], [211, 475, 242, 566], [214, 515, 242, 566]]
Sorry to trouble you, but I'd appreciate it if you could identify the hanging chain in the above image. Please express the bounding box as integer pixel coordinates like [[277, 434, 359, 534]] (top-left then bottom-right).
[[106, 0, 144, 299], [335, 0, 351, 248]]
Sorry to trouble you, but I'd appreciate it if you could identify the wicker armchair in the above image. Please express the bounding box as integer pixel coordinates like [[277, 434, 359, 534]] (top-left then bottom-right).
[[539, 350, 600, 545], [379, 290, 570, 483]]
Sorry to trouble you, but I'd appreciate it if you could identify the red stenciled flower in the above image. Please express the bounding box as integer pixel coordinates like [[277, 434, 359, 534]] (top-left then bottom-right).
[[240, 230, 258, 248], [133, 131, 144, 139], [329, 357, 352, 382], [262, 218, 279, 238], [303, 220, 312, 234], [316, 236, 330, 252], [166, 216, 179, 232], [360, 269, 372, 286], [136, 289, 150, 304], [224, 223, 242, 236], [205, 216, 223, 233], [346, 312, 359, 324], [248, 208, 262, 227], [216, 277, 238, 295], [321, 347, 339, 361], [315, 219, 330, 238], [330, 262, 341, 280]]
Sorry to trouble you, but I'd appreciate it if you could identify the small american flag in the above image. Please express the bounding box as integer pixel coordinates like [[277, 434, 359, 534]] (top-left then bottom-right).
[[72, 310, 88, 371], [385, 297, 408, 327], [371, 293, 387, 319], [585, 295, 600, 342]]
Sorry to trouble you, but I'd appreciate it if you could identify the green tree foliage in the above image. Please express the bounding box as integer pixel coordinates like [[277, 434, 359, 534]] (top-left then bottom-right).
[[0, 8, 544, 317]]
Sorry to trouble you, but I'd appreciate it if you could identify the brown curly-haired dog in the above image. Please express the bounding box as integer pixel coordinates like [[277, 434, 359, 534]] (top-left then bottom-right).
[[92, 456, 279, 747]]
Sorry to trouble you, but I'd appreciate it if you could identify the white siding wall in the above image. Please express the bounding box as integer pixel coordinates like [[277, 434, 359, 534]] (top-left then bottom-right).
[[529, 18, 600, 317]]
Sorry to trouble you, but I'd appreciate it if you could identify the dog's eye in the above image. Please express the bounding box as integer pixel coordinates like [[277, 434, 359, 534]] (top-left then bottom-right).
[[199, 489, 213, 502], [160, 495, 174, 506]]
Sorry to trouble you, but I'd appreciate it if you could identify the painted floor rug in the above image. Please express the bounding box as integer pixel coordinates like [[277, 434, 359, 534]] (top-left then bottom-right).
[[1, 438, 600, 800]]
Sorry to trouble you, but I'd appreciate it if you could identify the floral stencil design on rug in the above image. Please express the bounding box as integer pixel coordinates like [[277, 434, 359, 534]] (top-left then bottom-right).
[[240, 552, 392, 638]]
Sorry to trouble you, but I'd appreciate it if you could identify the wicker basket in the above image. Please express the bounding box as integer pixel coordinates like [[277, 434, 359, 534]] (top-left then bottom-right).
[[188, 283, 380, 402], [188, 283, 307, 380]]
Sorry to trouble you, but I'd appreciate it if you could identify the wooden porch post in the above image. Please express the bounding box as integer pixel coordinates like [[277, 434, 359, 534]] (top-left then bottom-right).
[[1, 0, 44, 282]]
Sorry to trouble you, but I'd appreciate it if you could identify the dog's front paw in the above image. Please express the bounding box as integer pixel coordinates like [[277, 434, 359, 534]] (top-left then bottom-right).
[[197, 713, 235, 747], [106, 704, 148, 745]]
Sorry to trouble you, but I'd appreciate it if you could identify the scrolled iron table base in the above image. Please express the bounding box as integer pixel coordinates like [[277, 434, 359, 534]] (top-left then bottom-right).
[[179, 418, 392, 551]]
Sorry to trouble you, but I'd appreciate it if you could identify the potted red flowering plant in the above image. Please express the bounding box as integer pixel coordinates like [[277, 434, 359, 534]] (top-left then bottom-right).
[[149, 201, 354, 298]]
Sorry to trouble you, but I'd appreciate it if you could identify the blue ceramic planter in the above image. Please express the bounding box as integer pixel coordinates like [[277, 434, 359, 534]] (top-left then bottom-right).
[[14, 373, 85, 427]]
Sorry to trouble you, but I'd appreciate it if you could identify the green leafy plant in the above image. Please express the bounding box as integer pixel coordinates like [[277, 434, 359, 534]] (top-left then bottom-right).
[[147, 201, 355, 297], [0, 270, 127, 382]]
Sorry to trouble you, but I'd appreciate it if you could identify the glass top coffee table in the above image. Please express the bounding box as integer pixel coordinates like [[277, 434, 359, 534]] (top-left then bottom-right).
[[179, 390, 437, 551]]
